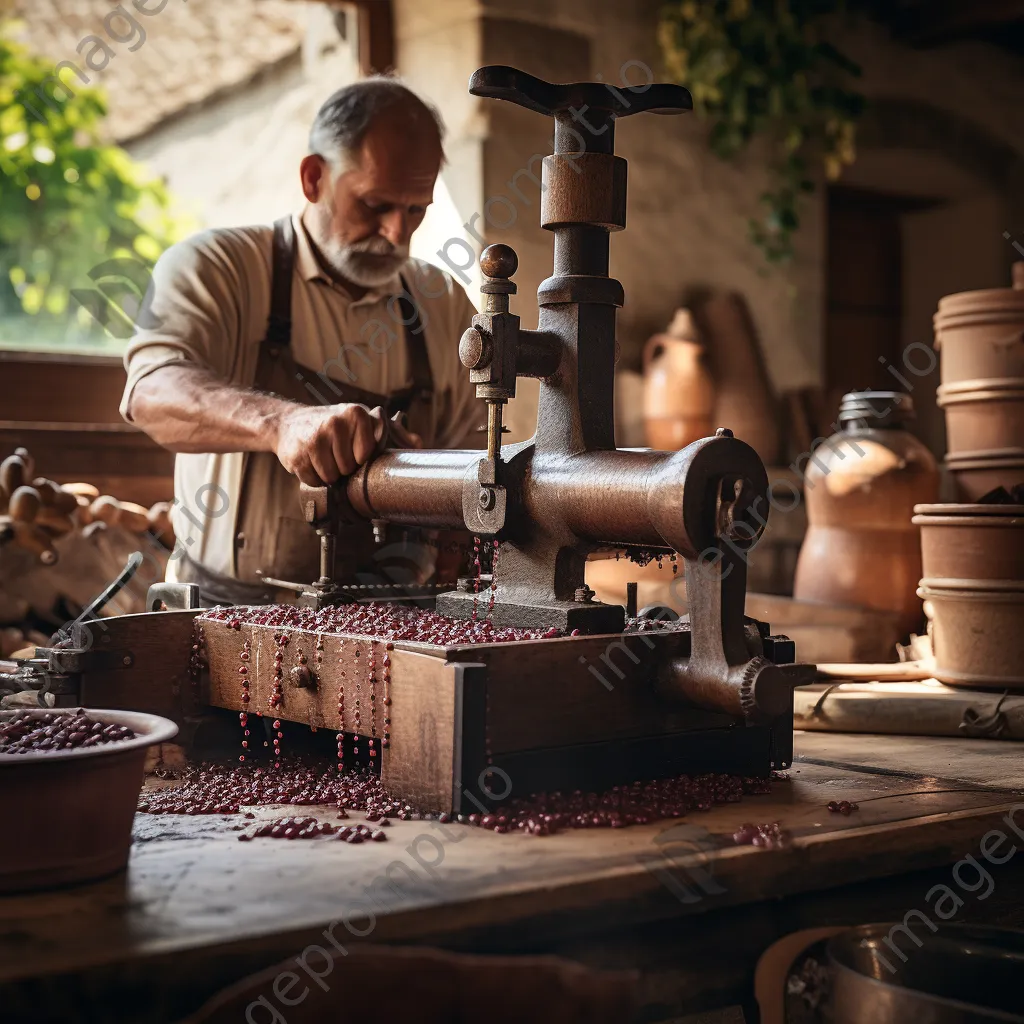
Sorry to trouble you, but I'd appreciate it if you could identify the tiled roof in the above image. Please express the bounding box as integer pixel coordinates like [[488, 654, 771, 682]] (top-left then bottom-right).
[[8, 0, 307, 141]]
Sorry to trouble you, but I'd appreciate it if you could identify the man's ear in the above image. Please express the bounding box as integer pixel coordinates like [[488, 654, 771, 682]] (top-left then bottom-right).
[[300, 154, 330, 202]]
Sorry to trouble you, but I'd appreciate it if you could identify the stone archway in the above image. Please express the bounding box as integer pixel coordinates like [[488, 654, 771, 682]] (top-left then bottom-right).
[[856, 96, 1024, 239]]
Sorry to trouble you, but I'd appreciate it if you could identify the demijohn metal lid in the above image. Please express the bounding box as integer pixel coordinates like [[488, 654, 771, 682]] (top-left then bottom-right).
[[837, 391, 915, 429]]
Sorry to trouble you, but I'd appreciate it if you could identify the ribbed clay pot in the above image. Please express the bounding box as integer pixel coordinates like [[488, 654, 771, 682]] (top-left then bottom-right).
[[919, 580, 1024, 688], [937, 378, 1024, 454], [946, 448, 1024, 501], [912, 503, 1024, 581], [642, 309, 715, 451], [794, 391, 939, 636], [933, 262, 1024, 385]]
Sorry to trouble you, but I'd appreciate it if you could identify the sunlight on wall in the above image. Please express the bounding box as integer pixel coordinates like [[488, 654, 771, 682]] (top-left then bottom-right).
[[411, 172, 482, 307]]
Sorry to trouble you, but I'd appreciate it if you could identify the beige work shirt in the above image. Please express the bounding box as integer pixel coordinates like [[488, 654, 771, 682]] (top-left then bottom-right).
[[120, 209, 482, 579]]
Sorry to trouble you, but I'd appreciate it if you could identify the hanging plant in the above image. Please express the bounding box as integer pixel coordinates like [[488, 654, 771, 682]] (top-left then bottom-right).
[[659, 0, 866, 265]]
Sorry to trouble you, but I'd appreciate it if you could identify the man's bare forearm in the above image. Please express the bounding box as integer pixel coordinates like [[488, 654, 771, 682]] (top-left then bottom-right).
[[128, 364, 291, 454]]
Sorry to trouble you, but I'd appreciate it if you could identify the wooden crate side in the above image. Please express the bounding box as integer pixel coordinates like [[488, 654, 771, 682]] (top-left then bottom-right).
[[381, 654, 463, 812], [78, 609, 198, 721]]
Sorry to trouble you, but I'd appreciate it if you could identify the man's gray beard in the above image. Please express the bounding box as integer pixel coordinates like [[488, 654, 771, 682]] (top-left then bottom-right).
[[322, 237, 409, 289]]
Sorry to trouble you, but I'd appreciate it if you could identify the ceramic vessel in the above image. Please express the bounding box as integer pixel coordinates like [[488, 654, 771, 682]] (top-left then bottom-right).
[[793, 391, 939, 635], [913, 502, 1024, 582], [919, 580, 1024, 688], [933, 262, 1024, 385], [0, 708, 177, 892], [642, 309, 715, 451], [945, 448, 1024, 501], [937, 377, 1024, 454]]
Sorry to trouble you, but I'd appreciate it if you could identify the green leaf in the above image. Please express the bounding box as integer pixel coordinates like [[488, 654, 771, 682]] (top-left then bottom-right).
[[658, 0, 865, 268], [0, 19, 193, 346]]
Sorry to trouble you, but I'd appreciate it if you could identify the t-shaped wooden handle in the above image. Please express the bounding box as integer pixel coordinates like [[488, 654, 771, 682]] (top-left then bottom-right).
[[468, 65, 691, 120]]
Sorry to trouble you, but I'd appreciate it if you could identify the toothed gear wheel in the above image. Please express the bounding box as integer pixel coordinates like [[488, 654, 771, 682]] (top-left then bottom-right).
[[739, 656, 771, 719]]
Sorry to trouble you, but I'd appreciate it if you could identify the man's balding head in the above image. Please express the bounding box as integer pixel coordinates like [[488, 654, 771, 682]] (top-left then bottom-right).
[[309, 78, 445, 171], [300, 79, 445, 291]]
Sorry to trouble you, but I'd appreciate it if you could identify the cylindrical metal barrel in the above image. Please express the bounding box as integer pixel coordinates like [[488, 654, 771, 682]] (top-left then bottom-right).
[[347, 435, 769, 559]]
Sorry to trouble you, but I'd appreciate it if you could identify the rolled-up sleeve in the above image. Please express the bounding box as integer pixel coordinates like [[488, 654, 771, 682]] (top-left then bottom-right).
[[120, 232, 242, 422]]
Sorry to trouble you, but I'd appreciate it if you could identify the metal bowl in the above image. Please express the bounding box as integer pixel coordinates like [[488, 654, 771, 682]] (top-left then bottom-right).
[[0, 708, 178, 893], [828, 922, 1024, 1023]]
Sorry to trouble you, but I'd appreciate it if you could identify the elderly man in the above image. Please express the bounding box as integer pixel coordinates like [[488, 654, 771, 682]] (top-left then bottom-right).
[[122, 79, 482, 604]]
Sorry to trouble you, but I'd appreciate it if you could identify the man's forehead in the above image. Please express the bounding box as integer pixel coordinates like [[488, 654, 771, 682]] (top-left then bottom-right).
[[348, 131, 441, 195]]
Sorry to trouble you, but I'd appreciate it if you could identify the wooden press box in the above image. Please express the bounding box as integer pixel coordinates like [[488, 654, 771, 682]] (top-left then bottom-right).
[[70, 609, 794, 814]]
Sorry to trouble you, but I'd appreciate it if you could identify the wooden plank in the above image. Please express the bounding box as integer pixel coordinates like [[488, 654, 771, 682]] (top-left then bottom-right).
[[796, 730, 1024, 790], [204, 620, 470, 809], [0, 424, 174, 507], [796, 681, 1024, 739], [384, 653, 460, 811], [201, 620, 736, 754], [464, 633, 736, 753], [75, 609, 200, 722], [1, 742, 1021, 1009], [0, 352, 127, 424]]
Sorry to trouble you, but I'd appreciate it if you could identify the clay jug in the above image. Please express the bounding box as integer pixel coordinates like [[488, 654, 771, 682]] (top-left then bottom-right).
[[642, 309, 715, 450], [793, 391, 939, 636]]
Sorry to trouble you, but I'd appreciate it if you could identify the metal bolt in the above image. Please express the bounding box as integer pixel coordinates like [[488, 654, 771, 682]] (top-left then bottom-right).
[[574, 586, 595, 603], [459, 327, 490, 370], [478, 488, 496, 511], [122, 655, 132, 667], [289, 664, 316, 690]]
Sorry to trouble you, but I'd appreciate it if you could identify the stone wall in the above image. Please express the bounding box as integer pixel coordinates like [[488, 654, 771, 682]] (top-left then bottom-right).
[[396, 0, 1024, 443]]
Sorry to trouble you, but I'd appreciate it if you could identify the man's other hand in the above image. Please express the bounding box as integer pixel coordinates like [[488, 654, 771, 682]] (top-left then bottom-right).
[[275, 404, 422, 486]]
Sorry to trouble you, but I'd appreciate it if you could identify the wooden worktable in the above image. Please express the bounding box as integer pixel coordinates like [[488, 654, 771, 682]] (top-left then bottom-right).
[[3, 731, 1023, 1022]]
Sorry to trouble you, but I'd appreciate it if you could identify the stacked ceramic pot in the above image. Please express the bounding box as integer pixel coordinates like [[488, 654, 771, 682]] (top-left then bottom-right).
[[934, 262, 1024, 498], [916, 265, 1024, 689], [913, 502, 1023, 688]]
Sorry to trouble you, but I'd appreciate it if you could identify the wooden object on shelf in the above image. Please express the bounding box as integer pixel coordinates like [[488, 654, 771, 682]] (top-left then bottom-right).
[[584, 557, 903, 666], [690, 290, 780, 466], [796, 681, 1024, 738]]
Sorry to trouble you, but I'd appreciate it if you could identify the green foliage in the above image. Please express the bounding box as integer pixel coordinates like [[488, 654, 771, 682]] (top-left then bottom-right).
[[659, 0, 866, 265], [0, 21, 190, 348]]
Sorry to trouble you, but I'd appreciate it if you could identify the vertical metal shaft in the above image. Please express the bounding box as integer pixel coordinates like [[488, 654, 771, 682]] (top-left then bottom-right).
[[487, 402, 503, 463], [318, 532, 336, 584]]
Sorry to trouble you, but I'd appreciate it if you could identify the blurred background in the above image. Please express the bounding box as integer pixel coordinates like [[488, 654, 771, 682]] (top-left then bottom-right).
[[2, 0, 1023, 650]]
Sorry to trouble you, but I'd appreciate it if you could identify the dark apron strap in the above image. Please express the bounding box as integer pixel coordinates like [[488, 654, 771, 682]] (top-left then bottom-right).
[[265, 215, 296, 352], [396, 280, 433, 406], [261, 216, 435, 406]]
